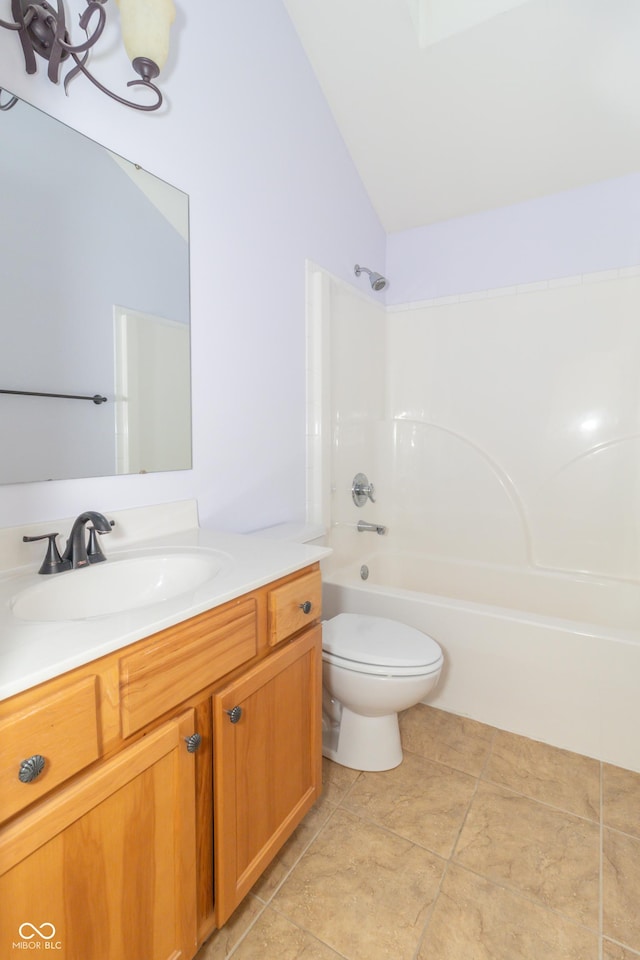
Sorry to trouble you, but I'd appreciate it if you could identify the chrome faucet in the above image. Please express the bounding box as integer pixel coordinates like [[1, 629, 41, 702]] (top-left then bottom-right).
[[356, 520, 387, 535], [61, 511, 113, 569]]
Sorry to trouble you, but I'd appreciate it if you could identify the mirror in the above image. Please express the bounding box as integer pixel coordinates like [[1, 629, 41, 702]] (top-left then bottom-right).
[[0, 91, 191, 484]]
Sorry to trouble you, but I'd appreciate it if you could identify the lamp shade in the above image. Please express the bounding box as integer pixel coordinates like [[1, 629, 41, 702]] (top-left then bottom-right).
[[115, 0, 176, 73]]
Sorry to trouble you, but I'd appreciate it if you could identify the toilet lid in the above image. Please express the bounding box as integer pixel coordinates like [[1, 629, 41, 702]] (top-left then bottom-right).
[[322, 613, 442, 669]]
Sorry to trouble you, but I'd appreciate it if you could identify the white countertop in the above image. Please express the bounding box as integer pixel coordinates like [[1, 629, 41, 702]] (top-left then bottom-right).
[[0, 526, 331, 702]]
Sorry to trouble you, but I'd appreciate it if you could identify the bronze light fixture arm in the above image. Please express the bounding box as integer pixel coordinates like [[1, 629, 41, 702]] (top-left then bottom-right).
[[5, 1, 37, 76], [0, 12, 25, 29], [56, 0, 107, 55], [0, 0, 168, 112], [65, 46, 163, 111]]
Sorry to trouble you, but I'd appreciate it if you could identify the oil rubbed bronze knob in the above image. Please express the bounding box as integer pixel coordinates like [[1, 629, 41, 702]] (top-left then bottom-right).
[[226, 706, 242, 724], [18, 754, 46, 783], [299, 600, 312, 614]]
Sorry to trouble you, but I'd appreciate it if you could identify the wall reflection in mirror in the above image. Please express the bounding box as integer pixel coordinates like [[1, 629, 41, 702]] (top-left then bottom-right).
[[0, 90, 191, 484]]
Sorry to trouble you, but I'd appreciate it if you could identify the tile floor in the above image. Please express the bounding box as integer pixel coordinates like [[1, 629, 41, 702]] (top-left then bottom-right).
[[195, 704, 640, 960]]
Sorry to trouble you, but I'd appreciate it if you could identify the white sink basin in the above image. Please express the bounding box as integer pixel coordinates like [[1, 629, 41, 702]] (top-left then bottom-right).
[[11, 550, 229, 622]]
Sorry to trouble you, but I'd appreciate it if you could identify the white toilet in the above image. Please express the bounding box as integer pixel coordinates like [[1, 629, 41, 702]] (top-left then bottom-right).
[[322, 613, 443, 771]]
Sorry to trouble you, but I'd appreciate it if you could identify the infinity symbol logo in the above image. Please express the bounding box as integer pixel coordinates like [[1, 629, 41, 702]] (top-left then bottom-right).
[[18, 922, 56, 940]]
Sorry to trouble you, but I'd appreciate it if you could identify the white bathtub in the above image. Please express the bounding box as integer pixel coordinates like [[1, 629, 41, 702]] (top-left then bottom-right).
[[321, 551, 640, 772]]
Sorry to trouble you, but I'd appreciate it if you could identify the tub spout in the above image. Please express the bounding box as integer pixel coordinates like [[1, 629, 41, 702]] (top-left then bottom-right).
[[356, 521, 387, 535]]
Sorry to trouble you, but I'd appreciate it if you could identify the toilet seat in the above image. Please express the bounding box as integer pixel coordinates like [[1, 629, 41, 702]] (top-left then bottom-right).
[[322, 613, 443, 678]]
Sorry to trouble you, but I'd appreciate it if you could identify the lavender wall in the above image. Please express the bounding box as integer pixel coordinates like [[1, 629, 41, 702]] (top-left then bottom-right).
[[0, 1, 385, 532], [386, 173, 640, 304]]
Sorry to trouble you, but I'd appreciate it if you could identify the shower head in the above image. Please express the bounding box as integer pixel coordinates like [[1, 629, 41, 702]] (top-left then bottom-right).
[[354, 264, 388, 292]]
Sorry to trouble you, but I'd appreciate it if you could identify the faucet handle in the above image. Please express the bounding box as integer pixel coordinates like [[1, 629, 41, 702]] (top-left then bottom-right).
[[352, 473, 376, 506], [23, 533, 72, 575], [86, 523, 113, 564]]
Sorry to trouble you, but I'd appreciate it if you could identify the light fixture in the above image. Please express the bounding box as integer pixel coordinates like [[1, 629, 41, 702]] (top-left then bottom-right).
[[0, 0, 176, 111]]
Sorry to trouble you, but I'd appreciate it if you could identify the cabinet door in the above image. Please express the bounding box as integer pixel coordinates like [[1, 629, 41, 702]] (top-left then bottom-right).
[[213, 626, 322, 926], [0, 710, 199, 960]]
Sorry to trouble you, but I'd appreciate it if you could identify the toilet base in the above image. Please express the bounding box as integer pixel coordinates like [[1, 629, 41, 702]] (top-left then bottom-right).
[[322, 706, 403, 772]]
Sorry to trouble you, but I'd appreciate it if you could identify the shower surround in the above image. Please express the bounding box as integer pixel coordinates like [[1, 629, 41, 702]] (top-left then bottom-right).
[[307, 262, 640, 771]]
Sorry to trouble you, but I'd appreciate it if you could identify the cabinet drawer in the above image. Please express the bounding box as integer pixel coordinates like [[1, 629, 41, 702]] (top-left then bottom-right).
[[267, 570, 322, 647], [0, 675, 100, 823], [120, 597, 258, 737]]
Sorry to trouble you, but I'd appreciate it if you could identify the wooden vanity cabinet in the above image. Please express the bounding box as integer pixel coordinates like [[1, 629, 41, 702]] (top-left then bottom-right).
[[213, 624, 322, 926], [0, 710, 199, 960], [0, 563, 322, 960], [0, 675, 101, 822]]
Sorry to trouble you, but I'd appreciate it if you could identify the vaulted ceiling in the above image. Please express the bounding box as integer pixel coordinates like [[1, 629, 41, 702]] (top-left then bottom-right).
[[283, 0, 640, 232]]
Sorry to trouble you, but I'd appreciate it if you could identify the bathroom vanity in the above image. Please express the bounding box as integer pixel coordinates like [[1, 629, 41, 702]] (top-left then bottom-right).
[[0, 505, 327, 959]]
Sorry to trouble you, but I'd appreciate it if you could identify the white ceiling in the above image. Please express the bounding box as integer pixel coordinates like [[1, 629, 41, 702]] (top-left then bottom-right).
[[283, 0, 640, 232]]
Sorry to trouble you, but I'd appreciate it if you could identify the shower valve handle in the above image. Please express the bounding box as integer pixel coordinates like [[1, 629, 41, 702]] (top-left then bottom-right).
[[352, 473, 376, 507]]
